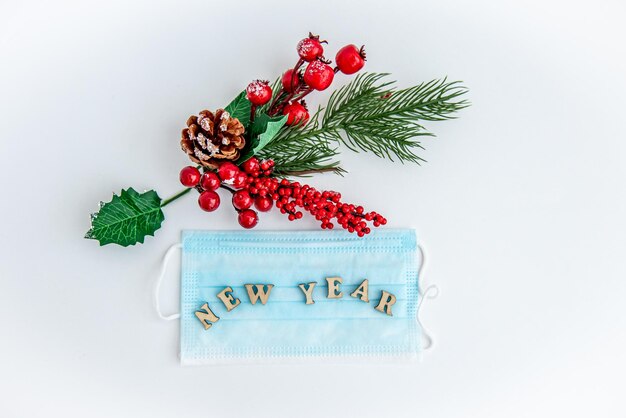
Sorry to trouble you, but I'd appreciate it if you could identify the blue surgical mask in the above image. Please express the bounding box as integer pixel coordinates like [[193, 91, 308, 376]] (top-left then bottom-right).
[[154, 229, 435, 365]]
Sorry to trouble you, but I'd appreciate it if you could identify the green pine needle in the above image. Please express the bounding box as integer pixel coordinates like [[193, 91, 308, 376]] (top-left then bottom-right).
[[257, 107, 344, 176], [323, 73, 469, 163], [262, 72, 469, 173]]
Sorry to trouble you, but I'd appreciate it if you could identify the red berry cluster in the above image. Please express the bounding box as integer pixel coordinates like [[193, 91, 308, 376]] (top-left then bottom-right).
[[179, 162, 266, 229], [179, 157, 385, 235], [261, 33, 367, 124], [272, 177, 386, 236]]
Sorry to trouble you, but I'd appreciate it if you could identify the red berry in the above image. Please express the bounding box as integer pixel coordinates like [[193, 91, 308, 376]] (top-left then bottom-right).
[[303, 60, 334, 90], [246, 80, 272, 105], [297, 35, 324, 61], [200, 171, 220, 191], [218, 162, 239, 182], [255, 196, 273, 212], [281, 69, 300, 93], [198, 191, 220, 212], [232, 172, 248, 189], [179, 166, 201, 187], [232, 190, 253, 210], [335, 45, 366, 75], [282, 102, 310, 126], [238, 209, 258, 229], [241, 157, 260, 174]]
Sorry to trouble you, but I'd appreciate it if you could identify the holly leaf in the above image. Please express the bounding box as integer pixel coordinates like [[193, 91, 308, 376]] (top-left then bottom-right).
[[85, 188, 165, 247], [224, 90, 251, 128], [254, 114, 288, 153], [249, 113, 274, 137], [238, 114, 288, 163]]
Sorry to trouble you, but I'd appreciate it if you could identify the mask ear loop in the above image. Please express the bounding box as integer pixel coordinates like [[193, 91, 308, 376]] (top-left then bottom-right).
[[153, 243, 182, 320], [417, 244, 439, 350]]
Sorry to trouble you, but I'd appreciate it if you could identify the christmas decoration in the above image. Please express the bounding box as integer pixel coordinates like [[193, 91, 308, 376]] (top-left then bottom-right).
[[180, 109, 246, 169], [85, 33, 469, 246]]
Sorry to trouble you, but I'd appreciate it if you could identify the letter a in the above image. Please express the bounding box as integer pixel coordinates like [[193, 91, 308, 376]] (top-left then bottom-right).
[[245, 284, 274, 305], [350, 279, 370, 302], [195, 303, 220, 330]]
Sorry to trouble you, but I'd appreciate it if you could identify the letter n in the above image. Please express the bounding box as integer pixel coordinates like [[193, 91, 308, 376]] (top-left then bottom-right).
[[195, 303, 220, 330]]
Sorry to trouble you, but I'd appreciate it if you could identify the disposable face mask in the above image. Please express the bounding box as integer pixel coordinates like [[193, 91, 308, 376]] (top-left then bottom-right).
[[154, 229, 437, 365]]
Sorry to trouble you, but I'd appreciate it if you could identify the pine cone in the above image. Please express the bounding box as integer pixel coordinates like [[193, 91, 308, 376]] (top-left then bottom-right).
[[180, 109, 245, 169]]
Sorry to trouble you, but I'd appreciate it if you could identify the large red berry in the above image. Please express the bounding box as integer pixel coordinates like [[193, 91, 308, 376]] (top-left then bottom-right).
[[217, 162, 239, 182], [335, 45, 366, 74], [179, 166, 201, 187], [303, 60, 334, 90], [232, 171, 248, 189], [281, 69, 300, 93], [246, 80, 272, 105], [241, 157, 260, 174], [198, 191, 220, 212], [232, 190, 253, 210], [282, 102, 310, 126], [200, 171, 220, 191], [254, 196, 273, 212], [297, 35, 324, 61], [238, 209, 259, 229]]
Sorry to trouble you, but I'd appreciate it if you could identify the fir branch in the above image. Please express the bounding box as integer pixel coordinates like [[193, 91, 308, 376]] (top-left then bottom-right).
[[267, 145, 345, 177], [260, 72, 468, 173], [257, 107, 344, 176], [322, 73, 469, 162]]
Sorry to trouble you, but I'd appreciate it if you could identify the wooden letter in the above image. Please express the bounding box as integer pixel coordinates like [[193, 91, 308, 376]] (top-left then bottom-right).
[[326, 277, 343, 299], [195, 303, 220, 330], [350, 279, 370, 303], [245, 284, 274, 305], [216, 286, 241, 312], [298, 282, 317, 305], [375, 290, 397, 316]]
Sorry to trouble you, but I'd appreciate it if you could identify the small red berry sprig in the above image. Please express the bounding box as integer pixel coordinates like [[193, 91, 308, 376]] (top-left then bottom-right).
[[179, 157, 385, 235], [245, 33, 366, 124]]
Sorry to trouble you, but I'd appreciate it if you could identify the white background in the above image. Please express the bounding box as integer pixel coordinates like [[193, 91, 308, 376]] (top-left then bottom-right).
[[1, 0, 624, 416]]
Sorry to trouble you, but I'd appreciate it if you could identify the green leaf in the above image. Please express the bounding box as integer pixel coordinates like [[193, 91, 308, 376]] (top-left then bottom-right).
[[248, 113, 275, 137], [256, 114, 288, 151], [238, 114, 287, 162], [224, 91, 252, 128], [85, 188, 165, 247]]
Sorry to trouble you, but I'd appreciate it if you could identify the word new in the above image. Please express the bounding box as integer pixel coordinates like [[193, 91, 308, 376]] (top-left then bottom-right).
[[195, 277, 397, 330]]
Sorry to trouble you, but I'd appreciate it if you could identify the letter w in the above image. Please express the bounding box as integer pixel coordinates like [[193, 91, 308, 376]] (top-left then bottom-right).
[[245, 284, 274, 305]]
